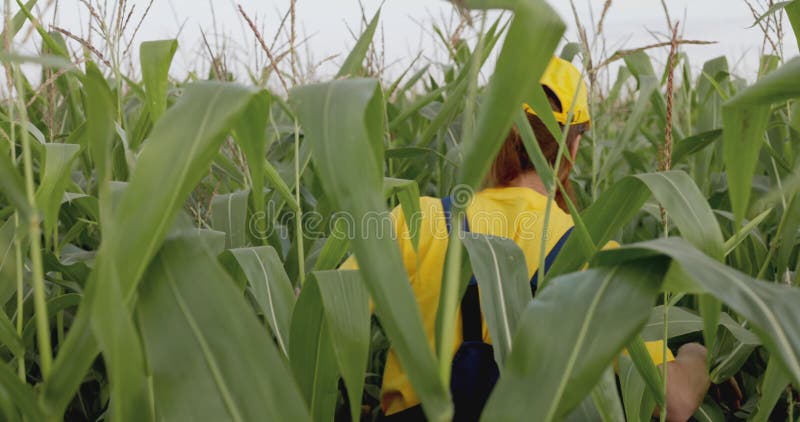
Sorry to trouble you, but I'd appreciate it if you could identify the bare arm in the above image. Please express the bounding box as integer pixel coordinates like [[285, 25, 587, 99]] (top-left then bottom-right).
[[655, 343, 711, 422]]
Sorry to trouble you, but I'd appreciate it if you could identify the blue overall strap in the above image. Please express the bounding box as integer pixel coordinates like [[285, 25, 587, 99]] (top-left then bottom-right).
[[529, 227, 574, 295], [441, 197, 482, 342]]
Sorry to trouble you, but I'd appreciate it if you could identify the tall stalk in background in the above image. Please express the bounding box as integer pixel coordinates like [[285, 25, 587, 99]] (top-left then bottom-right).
[[658, 20, 680, 422]]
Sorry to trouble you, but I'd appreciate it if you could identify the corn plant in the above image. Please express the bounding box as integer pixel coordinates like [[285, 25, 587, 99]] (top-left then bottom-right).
[[0, 0, 799, 421]]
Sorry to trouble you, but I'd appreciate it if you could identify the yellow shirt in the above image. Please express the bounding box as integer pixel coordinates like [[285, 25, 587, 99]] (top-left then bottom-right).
[[340, 186, 673, 415]]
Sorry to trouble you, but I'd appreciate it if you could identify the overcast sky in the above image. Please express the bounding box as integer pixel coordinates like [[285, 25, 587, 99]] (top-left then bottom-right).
[[9, 0, 800, 87]]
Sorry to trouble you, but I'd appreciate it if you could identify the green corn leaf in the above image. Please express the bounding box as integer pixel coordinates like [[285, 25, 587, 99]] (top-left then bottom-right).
[[0, 152, 31, 219], [136, 230, 310, 421], [83, 62, 116, 183], [723, 208, 773, 255], [596, 237, 800, 386], [749, 1, 795, 28], [560, 42, 582, 62], [231, 90, 272, 244], [35, 143, 79, 247], [709, 325, 760, 383], [383, 177, 422, 251], [749, 357, 790, 422], [481, 258, 668, 421], [776, 193, 800, 274], [0, 361, 43, 421], [787, 1, 800, 50], [336, 9, 380, 78], [21, 294, 82, 350], [549, 170, 725, 279], [618, 356, 656, 422], [625, 336, 665, 407], [291, 78, 452, 421], [0, 220, 21, 291], [211, 190, 250, 249], [221, 246, 295, 357], [672, 129, 723, 164], [313, 217, 350, 271], [0, 309, 23, 358], [482, 260, 666, 421], [140, 39, 178, 124], [461, 232, 530, 366], [313, 270, 370, 422], [0, 0, 37, 40], [290, 278, 339, 422], [589, 366, 626, 422], [12, 0, 68, 58], [456, 0, 566, 190], [723, 57, 800, 226], [41, 82, 267, 418], [641, 306, 759, 345]]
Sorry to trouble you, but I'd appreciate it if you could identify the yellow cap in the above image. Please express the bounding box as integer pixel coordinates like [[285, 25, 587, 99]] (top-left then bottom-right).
[[522, 56, 590, 125]]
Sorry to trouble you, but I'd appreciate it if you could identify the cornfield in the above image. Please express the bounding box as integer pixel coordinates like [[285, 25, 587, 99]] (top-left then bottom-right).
[[0, 0, 799, 421]]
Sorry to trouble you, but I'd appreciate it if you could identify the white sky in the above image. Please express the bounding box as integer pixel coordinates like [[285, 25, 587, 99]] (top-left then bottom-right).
[[7, 0, 800, 89]]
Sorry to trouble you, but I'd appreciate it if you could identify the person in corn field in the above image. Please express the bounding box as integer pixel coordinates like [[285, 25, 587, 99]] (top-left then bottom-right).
[[341, 57, 710, 422]]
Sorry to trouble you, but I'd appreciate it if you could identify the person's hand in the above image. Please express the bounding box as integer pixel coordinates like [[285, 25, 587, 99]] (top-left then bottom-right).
[[662, 343, 711, 422]]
